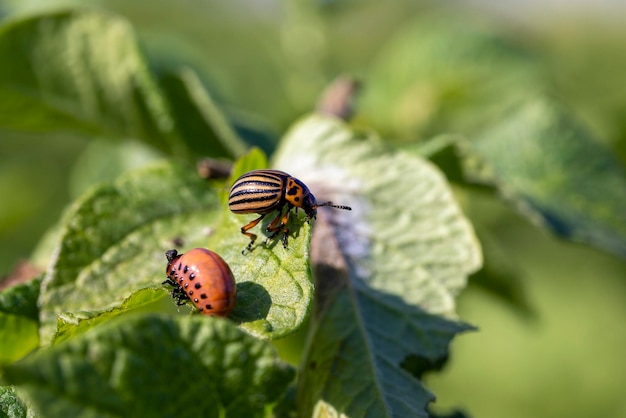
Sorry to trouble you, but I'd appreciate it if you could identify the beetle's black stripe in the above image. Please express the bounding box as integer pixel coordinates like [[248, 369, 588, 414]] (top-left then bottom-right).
[[230, 178, 282, 192], [229, 194, 280, 208], [229, 193, 282, 213], [233, 179, 282, 188], [230, 183, 282, 196], [229, 190, 280, 200]]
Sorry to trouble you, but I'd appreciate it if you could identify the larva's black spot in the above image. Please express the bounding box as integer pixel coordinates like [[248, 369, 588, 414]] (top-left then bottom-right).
[[205, 304, 213, 310], [189, 273, 196, 280], [177, 263, 182, 271], [184, 283, 188, 288], [183, 266, 188, 273], [188, 290, 193, 296], [200, 293, 208, 299], [194, 283, 201, 289], [193, 298, 199, 303]]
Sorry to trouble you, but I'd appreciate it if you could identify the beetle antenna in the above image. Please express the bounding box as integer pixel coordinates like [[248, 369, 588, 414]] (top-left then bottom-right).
[[316, 201, 352, 211]]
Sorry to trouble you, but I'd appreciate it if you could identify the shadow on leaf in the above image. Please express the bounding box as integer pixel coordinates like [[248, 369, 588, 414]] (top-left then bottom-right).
[[230, 281, 271, 323]]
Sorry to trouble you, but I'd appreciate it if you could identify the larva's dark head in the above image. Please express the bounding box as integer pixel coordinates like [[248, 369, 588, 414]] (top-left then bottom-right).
[[165, 249, 179, 263], [165, 249, 181, 273]]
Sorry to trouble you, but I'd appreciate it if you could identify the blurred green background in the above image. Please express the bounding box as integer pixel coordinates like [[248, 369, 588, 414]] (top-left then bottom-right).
[[1, 1, 625, 417]]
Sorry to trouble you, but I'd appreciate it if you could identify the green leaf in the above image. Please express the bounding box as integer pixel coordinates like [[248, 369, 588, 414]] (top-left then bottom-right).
[[0, 278, 41, 365], [0, 277, 40, 321], [0, 386, 29, 418], [361, 13, 544, 141], [0, 10, 180, 154], [40, 150, 314, 344], [157, 67, 248, 158], [229, 146, 268, 180], [68, 139, 165, 198], [1, 314, 295, 418], [273, 115, 482, 416], [301, 289, 472, 417], [51, 287, 169, 345], [464, 96, 626, 259], [38, 162, 221, 344]]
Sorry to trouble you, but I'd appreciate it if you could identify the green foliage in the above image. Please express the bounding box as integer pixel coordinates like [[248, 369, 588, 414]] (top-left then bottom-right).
[[37, 162, 221, 344], [0, 386, 29, 418], [2, 314, 294, 417], [465, 96, 626, 258], [0, 10, 175, 150], [0, 278, 41, 365], [361, 13, 544, 141], [0, 9, 245, 160], [0, 3, 624, 418], [36, 151, 313, 344], [51, 287, 168, 345], [275, 115, 480, 416]]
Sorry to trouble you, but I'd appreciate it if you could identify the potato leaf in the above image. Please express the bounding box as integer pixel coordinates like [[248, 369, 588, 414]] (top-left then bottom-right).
[[0, 10, 178, 153], [40, 151, 314, 344], [464, 96, 626, 259], [0, 277, 41, 365], [2, 314, 294, 418], [274, 115, 482, 417]]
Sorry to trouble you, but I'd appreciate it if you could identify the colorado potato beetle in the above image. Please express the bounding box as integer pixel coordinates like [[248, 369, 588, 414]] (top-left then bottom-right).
[[228, 169, 352, 252], [163, 248, 236, 317]]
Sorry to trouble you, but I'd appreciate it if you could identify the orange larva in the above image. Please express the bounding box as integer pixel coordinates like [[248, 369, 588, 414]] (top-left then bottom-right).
[[163, 248, 236, 317]]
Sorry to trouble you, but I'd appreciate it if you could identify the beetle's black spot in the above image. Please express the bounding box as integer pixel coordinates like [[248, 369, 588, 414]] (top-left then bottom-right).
[[287, 186, 299, 196], [294, 196, 300, 202], [200, 293, 208, 299], [183, 266, 188, 273], [189, 273, 196, 280], [205, 304, 213, 310], [195, 283, 202, 289]]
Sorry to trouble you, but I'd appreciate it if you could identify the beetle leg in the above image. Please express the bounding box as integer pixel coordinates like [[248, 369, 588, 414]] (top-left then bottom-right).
[[265, 210, 285, 232], [265, 208, 292, 248], [241, 213, 266, 253]]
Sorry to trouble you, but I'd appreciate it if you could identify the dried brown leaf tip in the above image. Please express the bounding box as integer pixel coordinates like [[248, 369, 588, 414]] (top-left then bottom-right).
[[197, 158, 233, 180], [0, 260, 41, 291], [316, 75, 362, 121]]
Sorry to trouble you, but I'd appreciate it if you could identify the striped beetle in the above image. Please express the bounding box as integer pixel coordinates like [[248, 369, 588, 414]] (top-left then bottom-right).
[[228, 169, 351, 252]]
